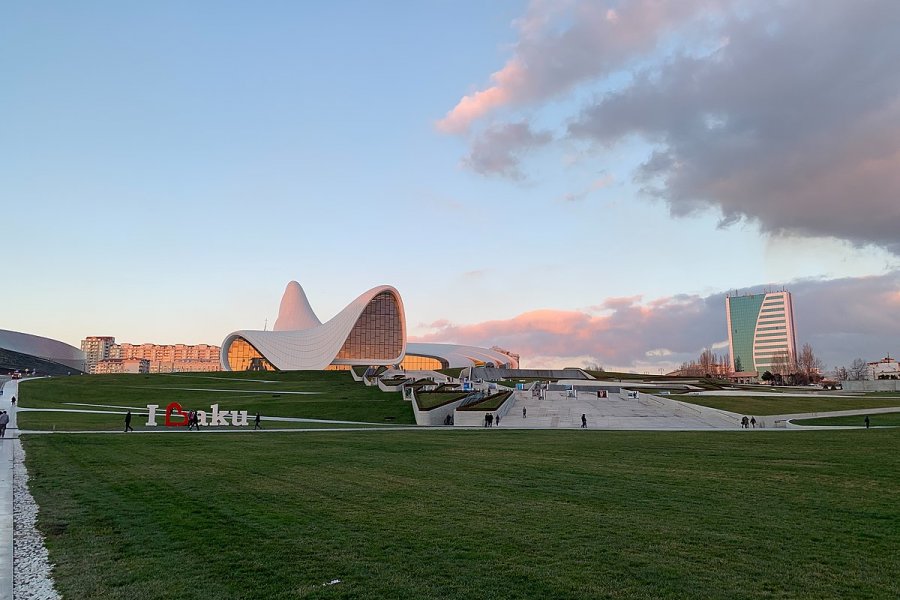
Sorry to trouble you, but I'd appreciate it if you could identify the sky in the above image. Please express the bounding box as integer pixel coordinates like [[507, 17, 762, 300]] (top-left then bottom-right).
[[3, 0, 899, 373]]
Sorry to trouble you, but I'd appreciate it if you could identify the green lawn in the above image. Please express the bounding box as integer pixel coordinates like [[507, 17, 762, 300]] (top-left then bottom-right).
[[678, 394, 900, 415], [457, 391, 512, 411], [16, 371, 414, 426], [792, 411, 900, 427], [15, 411, 392, 431], [414, 391, 469, 410], [23, 429, 899, 599]]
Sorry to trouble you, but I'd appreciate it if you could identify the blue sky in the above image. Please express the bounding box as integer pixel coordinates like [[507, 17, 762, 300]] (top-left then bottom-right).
[[3, 1, 899, 371]]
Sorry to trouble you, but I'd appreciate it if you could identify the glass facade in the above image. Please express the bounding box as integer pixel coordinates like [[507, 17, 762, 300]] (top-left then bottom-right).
[[400, 354, 447, 371], [226, 337, 277, 371], [727, 292, 796, 374], [727, 294, 764, 373], [333, 291, 403, 362]]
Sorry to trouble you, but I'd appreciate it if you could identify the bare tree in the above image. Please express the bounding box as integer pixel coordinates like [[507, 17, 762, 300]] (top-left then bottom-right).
[[834, 366, 850, 381], [699, 348, 715, 375], [583, 361, 604, 372], [797, 343, 824, 382], [769, 351, 794, 377], [849, 358, 868, 380]]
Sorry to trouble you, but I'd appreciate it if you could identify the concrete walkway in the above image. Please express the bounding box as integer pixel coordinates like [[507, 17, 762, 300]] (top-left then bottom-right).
[[0, 379, 20, 600], [500, 390, 739, 429]]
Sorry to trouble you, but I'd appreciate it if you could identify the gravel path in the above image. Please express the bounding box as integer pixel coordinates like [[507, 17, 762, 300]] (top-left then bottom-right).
[[12, 440, 60, 600]]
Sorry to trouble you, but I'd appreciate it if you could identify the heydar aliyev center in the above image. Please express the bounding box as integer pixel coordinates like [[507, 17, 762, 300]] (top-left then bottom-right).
[[221, 281, 518, 371]]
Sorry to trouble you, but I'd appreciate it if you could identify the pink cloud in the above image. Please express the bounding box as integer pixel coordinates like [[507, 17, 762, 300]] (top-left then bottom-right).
[[410, 272, 900, 371], [436, 0, 718, 133]]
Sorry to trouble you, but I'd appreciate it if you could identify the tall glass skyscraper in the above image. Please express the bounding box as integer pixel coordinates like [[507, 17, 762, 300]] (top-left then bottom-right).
[[726, 291, 797, 374]]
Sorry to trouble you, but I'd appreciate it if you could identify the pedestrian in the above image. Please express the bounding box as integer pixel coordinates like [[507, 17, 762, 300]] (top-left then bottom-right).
[[865, 415, 870, 429], [124, 410, 134, 433], [581, 414, 587, 429], [750, 416, 756, 429], [10, 396, 15, 406], [0, 411, 8, 438], [484, 414, 490, 428], [495, 414, 501, 426], [254, 412, 262, 430], [487, 413, 494, 427], [741, 416, 749, 429], [522, 406, 527, 419]]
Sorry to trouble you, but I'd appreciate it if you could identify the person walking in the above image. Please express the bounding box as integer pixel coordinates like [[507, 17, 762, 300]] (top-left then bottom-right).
[[0, 411, 8, 438], [522, 406, 527, 419], [495, 414, 501, 427], [865, 415, 870, 429], [487, 413, 494, 427], [254, 412, 262, 430], [750, 416, 757, 429], [581, 414, 587, 429], [124, 410, 134, 433]]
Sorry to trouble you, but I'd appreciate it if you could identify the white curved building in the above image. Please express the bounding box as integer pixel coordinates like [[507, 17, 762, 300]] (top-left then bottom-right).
[[221, 282, 518, 371], [0, 329, 87, 374]]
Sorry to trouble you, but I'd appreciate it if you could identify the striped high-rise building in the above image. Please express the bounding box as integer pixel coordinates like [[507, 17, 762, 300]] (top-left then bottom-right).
[[725, 291, 797, 374]]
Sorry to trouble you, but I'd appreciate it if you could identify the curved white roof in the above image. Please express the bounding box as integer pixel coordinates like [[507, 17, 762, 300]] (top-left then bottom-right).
[[0, 329, 87, 372], [222, 284, 406, 370], [406, 342, 519, 369]]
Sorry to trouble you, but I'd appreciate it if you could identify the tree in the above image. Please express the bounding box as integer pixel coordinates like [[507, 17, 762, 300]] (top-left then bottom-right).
[[834, 366, 849, 381], [770, 351, 795, 377], [797, 343, 824, 383], [761, 371, 774, 385], [583, 361, 604, 373], [849, 358, 867, 380], [734, 356, 743, 372]]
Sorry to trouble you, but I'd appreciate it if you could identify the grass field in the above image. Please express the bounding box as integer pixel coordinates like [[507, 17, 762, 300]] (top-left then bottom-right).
[[678, 394, 900, 415], [16, 371, 414, 429], [23, 429, 899, 599], [792, 411, 900, 427], [15, 411, 393, 431]]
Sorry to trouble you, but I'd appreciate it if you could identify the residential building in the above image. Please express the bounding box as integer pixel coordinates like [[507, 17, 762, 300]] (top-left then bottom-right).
[[81, 338, 222, 373], [81, 336, 116, 371], [94, 358, 150, 374], [725, 290, 797, 375]]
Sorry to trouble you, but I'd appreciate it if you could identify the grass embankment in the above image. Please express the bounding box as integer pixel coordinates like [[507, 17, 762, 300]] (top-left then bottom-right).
[[24, 429, 900, 599], [678, 394, 900, 415], [414, 391, 469, 410], [16, 371, 414, 429], [457, 391, 512, 411], [793, 411, 900, 427]]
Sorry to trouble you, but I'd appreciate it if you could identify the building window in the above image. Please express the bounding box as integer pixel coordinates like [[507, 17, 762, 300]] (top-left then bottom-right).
[[227, 337, 277, 371], [334, 292, 403, 362]]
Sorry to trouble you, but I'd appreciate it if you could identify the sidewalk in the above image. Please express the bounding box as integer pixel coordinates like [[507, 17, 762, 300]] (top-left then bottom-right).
[[0, 379, 19, 600]]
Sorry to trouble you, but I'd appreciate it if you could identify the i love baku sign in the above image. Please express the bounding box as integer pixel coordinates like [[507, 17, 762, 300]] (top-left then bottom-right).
[[145, 403, 250, 427]]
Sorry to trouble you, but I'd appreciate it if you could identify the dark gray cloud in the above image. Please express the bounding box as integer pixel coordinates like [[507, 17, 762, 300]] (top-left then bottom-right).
[[461, 121, 552, 179], [569, 0, 900, 252]]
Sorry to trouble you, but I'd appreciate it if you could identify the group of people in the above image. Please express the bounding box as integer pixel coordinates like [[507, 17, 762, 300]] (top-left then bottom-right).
[[740, 415, 757, 429], [483, 413, 499, 427]]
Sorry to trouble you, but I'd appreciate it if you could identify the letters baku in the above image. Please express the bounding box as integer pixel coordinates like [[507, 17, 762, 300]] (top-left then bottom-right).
[[145, 402, 249, 427]]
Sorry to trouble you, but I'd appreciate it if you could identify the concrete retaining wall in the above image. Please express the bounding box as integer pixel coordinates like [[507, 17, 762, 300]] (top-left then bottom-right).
[[842, 380, 900, 392], [453, 391, 519, 427]]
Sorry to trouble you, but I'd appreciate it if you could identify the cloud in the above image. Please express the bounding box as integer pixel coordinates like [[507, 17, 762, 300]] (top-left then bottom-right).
[[436, 0, 718, 133], [461, 121, 552, 179], [558, 174, 615, 202], [439, 0, 900, 253], [411, 271, 900, 371], [568, 0, 900, 252]]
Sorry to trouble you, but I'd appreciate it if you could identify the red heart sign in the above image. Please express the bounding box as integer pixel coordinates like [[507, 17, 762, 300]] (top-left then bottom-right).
[[164, 402, 189, 427]]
